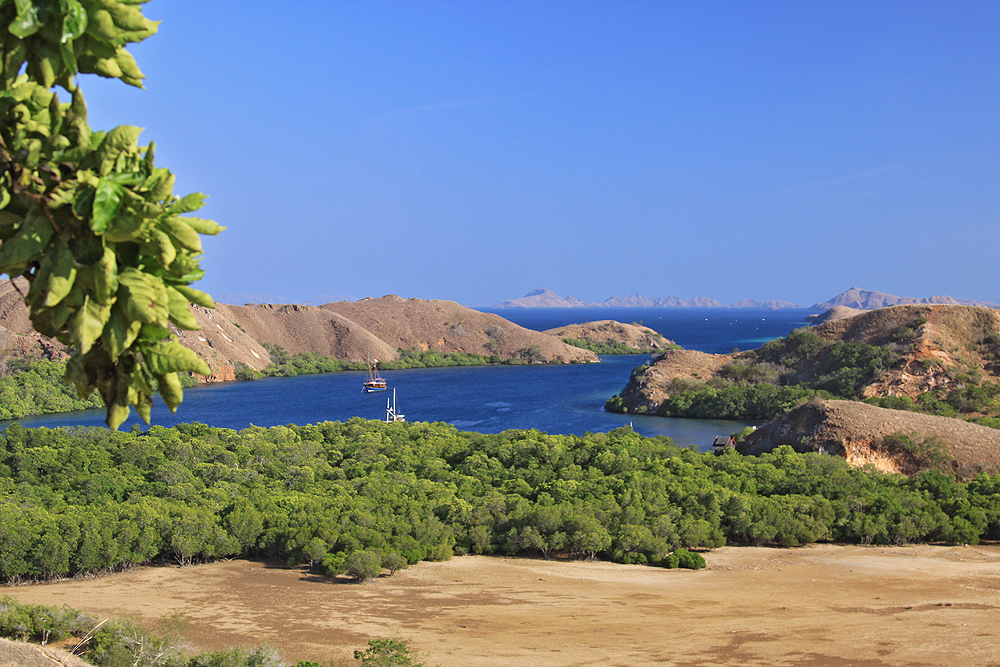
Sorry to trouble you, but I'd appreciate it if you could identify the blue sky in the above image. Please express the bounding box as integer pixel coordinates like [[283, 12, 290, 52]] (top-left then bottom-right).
[[82, 1, 999, 307]]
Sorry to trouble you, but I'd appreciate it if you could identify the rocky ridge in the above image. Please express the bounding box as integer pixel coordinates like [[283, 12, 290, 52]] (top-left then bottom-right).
[[738, 399, 1000, 477]]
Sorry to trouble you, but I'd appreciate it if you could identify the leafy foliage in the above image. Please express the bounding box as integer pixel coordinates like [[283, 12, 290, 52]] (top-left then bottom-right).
[[0, 0, 221, 428], [0, 420, 998, 587]]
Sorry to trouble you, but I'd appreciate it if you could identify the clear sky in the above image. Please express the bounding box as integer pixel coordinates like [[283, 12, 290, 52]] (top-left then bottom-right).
[[81, 1, 999, 307]]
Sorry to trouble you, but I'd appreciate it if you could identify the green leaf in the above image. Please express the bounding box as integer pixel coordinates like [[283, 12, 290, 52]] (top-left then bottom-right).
[[96, 124, 142, 163], [0, 206, 54, 272], [144, 339, 209, 375], [179, 216, 225, 236], [173, 284, 214, 308], [155, 371, 183, 412], [118, 267, 169, 324], [58, 35, 78, 73], [9, 3, 42, 38], [44, 239, 77, 307], [60, 0, 88, 42], [166, 285, 200, 330], [106, 402, 130, 429], [160, 216, 201, 253], [101, 304, 141, 358], [105, 210, 146, 241], [167, 192, 205, 214], [90, 178, 122, 233], [106, 171, 144, 185], [86, 246, 118, 303], [135, 390, 152, 423], [114, 48, 143, 84], [137, 323, 170, 342], [69, 295, 111, 354], [148, 227, 175, 267], [29, 296, 72, 337]]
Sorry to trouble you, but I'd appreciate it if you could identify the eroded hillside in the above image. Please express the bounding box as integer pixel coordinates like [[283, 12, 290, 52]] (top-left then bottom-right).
[[738, 399, 1000, 477]]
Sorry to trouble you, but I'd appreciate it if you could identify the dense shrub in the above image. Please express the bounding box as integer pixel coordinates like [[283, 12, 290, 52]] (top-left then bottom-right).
[[0, 421, 998, 587]]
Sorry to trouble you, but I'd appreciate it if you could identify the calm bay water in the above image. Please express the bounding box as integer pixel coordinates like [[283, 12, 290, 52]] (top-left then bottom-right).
[[11, 308, 814, 450]]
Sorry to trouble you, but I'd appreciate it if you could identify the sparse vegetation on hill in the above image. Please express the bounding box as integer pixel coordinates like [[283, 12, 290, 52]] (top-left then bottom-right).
[[609, 306, 1000, 427], [545, 320, 679, 355]]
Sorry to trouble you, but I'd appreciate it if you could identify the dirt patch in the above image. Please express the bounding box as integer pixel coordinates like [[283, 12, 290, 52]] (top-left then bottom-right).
[[7, 545, 1000, 666]]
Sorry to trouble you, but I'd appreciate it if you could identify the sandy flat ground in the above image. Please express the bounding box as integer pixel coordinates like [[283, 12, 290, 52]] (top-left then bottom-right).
[[8, 544, 1000, 667]]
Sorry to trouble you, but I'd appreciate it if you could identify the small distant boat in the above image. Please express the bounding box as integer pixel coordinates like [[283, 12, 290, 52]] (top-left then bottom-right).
[[385, 388, 405, 423], [364, 357, 387, 392]]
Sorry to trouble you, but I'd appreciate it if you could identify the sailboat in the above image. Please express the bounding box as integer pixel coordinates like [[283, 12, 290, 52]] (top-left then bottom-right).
[[385, 388, 405, 423], [363, 357, 387, 392]]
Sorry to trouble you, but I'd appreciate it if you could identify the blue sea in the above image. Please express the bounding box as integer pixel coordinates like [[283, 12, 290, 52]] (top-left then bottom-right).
[[9, 308, 815, 450]]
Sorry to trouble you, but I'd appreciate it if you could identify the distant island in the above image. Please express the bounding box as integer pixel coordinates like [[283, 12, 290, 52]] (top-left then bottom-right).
[[494, 287, 1000, 311], [809, 286, 1000, 310], [494, 289, 798, 309]]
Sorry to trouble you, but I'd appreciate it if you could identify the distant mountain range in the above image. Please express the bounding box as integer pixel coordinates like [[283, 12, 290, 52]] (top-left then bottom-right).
[[494, 289, 797, 309], [809, 287, 1000, 310], [494, 287, 1000, 310]]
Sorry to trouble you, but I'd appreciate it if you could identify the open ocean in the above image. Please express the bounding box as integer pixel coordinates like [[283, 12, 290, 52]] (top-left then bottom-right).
[[9, 308, 816, 450]]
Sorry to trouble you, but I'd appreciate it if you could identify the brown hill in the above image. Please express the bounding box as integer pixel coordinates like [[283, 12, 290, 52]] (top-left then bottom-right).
[[543, 320, 677, 352], [617, 305, 1000, 412], [322, 295, 596, 364], [738, 399, 1000, 477], [174, 302, 398, 382], [0, 282, 596, 382]]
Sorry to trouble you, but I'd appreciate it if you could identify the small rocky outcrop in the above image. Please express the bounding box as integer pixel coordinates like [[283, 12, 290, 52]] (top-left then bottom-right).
[[543, 320, 677, 352], [616, 349, 733, 411], [804, 306, 864, 325], [738, 399, 1000, 476]]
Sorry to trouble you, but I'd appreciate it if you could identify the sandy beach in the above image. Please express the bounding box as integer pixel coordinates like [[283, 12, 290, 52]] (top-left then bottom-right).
[[8, 544, 1000, 667]]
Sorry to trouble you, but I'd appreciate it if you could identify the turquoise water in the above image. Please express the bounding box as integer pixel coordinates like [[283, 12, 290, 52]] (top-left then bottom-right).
[[9, 308, 814, 450]]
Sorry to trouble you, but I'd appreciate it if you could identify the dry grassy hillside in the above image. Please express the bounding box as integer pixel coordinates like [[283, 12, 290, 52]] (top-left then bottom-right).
[[322, 295, 596, 364], [0, 282, 596, 382], [739, 399, 1000, 477]]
